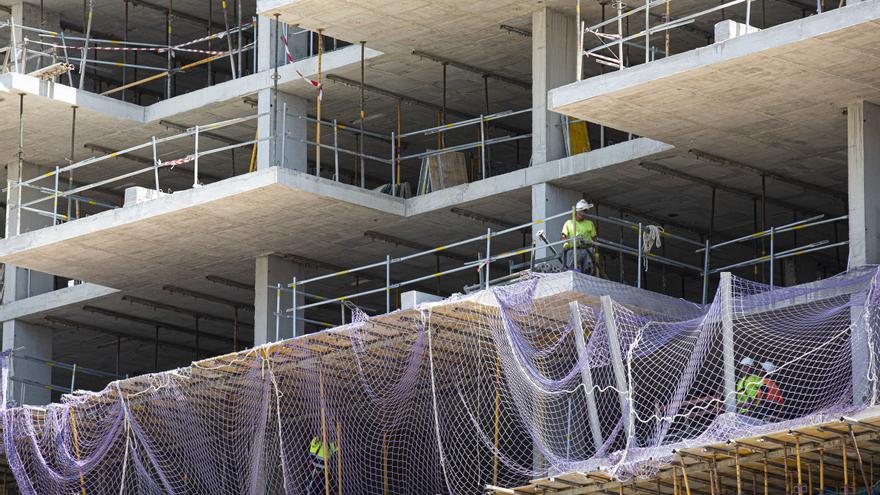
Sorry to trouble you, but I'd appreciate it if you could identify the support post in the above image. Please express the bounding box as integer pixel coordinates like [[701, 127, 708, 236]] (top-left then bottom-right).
[[720, 272, 736, 413], [385, 254, 391, 313], [532, 7, 576, 165], [485, 228, 491, 289], [193, 125, 200, 187], [847, 99, 880, 406], [254, 255, 303, 345], [702, 240, 711, 304], [570, 300, 603, 452], [637, 222, 643, 288], [600, 296, 633, 441]]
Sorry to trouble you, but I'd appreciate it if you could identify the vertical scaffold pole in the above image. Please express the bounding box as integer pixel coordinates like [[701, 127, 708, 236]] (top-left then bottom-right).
[[193, 125, 200, 187], [617, 0, 624, 69], [485, 228, 492, 289], [316, 29, 324, 176], [275, 282, 281, 342], [385, 255, 391, 314], [15, 94, 24, 236], [291, 277, 298, 338], [152, 136, 160, 191], [637, 222, 643, 288], [333, 118, 339, 181], [645, 0, 651, 64], [702, 239, 711, 304], [769, 226, 775, 290], [220, 0, 237, 78], [359, 41, 366, 188], [390, 131, 396, 196], [281, 101, 287, 168], [290, 277, 299, 337], [236, 0, 243, 77], [576, 0, 583, 81], [68, 106, 77, 219], [166, 0, 173, 98], [480, 115, 487, 179], [52, 166, 59, 225], [78, 0, 94, 89]]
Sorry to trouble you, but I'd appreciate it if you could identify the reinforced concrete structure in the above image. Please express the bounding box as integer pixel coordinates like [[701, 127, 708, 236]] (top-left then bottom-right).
[[0, 0, 875, 492]]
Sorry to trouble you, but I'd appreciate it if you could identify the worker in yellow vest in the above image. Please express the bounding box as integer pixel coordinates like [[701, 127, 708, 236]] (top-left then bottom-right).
[[307, 436, 338, 495], [561, 199, 598, 275]]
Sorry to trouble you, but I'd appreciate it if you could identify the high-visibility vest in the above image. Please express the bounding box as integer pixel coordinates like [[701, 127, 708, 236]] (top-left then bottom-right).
[[309, 437, 336, 462]]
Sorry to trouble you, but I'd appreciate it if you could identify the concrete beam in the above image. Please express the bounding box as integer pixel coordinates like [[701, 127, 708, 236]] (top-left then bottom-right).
[[363, 230, 473, 263], [638, 161, 829, 217], [690, 149, 847, 202], [161, 285, 253, 311], [410, 50, 530, 90], [82, 305, 245, 347], [45, 316, 196, 354], [121, 295, 253, 328], [325, 74, 526, 135]]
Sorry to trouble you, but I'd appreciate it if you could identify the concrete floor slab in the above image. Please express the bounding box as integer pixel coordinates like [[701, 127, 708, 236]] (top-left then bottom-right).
[[0, 138, 673, 293]]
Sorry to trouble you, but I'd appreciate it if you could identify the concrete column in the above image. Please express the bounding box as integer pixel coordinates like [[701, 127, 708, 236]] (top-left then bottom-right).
[[3, 321, 52, 405], [532, 8, 576, 166], [257, 89, 308, 171], [254, 255, 304, 346], [256, 16, 309, 172], [848, 100, 880, 266], [531, 183, 581, 260], [847, 100, 880, 406]]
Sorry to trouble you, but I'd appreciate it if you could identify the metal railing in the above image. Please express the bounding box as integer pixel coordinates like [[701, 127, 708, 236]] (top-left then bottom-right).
[[5, 113, 267, 233], [278, 208, 709, 340], [574, 0, 828, 74], [0, 17, 347, 99], [284, 107, 534, 196], [9, 351, 119, 399], [270, 211, 849, 338], [697, 214, 849, 300], [285, 106, 636, 196]]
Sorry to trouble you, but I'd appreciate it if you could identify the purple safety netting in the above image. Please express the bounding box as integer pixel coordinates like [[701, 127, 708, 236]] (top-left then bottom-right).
[[1, 266, 878, 493]]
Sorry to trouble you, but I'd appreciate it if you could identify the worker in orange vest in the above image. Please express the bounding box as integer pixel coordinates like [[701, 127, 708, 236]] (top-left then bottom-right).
[[756, 361, 784, 422]]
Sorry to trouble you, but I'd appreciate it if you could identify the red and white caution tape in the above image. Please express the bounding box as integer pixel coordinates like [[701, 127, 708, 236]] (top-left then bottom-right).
[[282, 35, 323, 100], [157, 155, 194, 168]]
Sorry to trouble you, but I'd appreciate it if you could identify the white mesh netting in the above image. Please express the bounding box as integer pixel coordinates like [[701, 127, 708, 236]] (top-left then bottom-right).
[[2, 267, 880, 494]]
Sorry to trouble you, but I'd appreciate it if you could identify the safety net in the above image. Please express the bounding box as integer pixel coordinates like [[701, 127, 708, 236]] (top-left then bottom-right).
[[1, 266, 879, 494]]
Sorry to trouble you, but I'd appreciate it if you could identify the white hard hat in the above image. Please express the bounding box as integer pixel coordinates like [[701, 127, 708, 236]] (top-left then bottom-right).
[[576, 199, 594, 212], [739, 357, 754, 367], [762, 361, 776, 372]]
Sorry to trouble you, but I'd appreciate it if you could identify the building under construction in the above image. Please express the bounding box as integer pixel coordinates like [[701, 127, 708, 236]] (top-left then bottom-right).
[[0, 0, 877, 493]]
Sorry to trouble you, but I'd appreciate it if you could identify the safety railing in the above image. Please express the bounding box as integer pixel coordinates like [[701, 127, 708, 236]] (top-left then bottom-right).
[[9, 351, 120, 400], [574, 0, 829, 74], [278, 207, 711, 340], [5, 113, 267, 234], [285, 107, 534, 196], [271, 211, 849, 338], [285, 106, 634, 196], [0, 16, 347, 100], [697, 214, 849, 301]]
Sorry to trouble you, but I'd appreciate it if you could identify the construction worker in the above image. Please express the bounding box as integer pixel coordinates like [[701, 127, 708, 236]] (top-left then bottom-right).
[[306, 435, 337, 495], [735, 357, 764, 417], [561, 199, 598, 274], [756, 361, 784, 422]]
